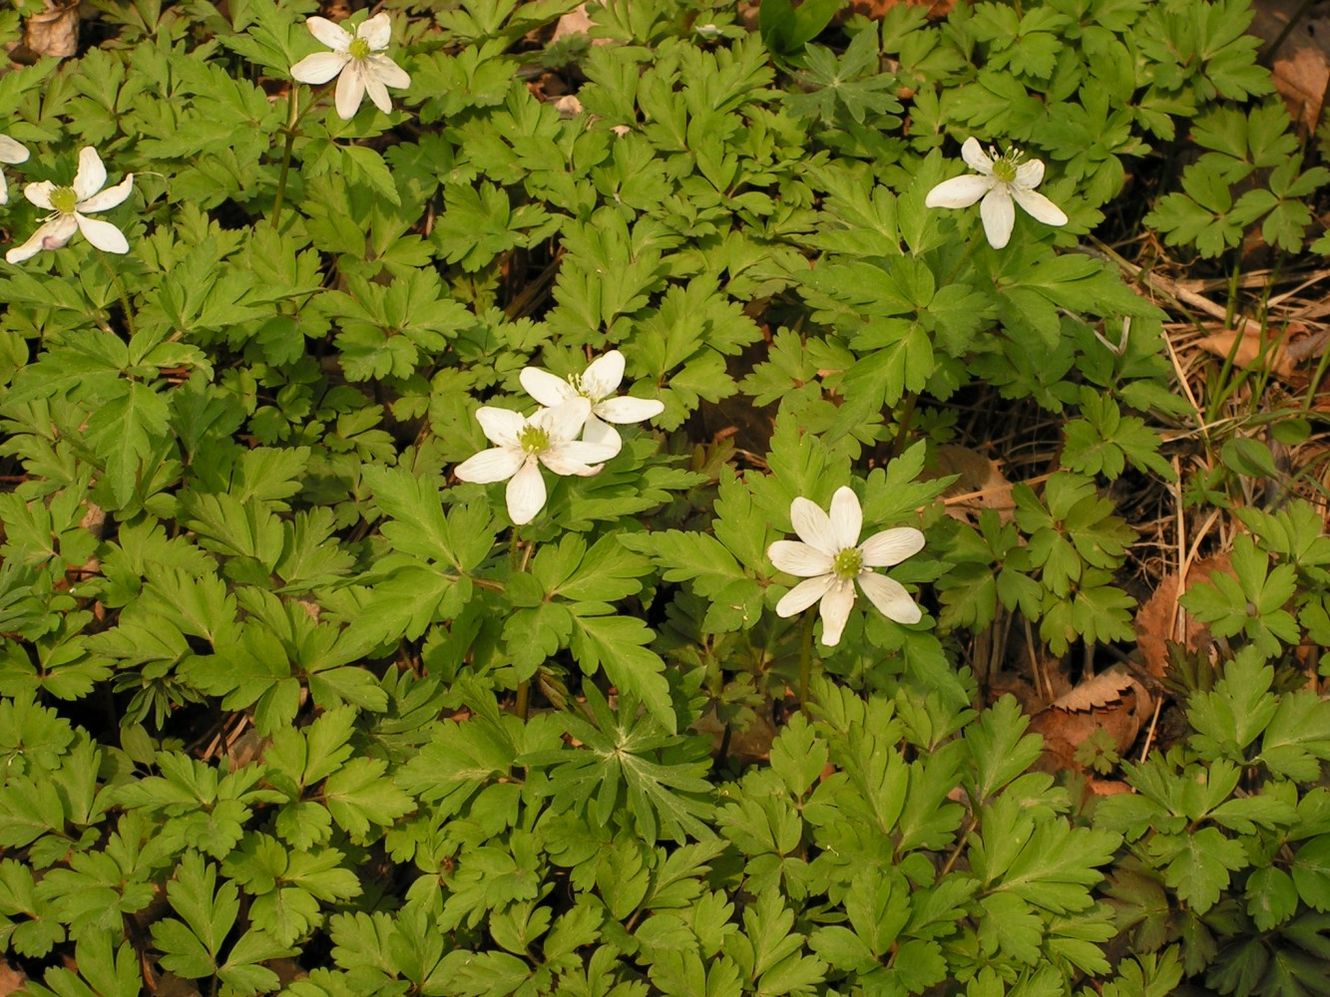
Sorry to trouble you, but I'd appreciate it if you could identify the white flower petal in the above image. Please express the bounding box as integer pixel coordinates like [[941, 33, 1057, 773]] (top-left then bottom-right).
[[291, 51, 348, 84], [0, 172, 6, 205], [789, 496, 838, 556], [357, 12, 392, 50], [581, 350, 625, 398], [594, 396, 664, 425], [454, 446, 523, 483], [78, 174, 132, 213], [506, 459, 546, 524], [24, 180, 55, 210], [960, 137, 994, 175], [6, 229, 47, 264], [768, 541, 834, 577], [0, 135, 29, 164], [42, 214, 78, 249], [75, 214, 128, 254], [306, 16, 351, 52], [980, 187, 1015, 249], [817, 581, 856, 647], [364, 75, 392, 114], [72, 147, 106, 202], [924, 175, 992, 210], [368, 54, 411, 90], [520, 367, 576, 408], [1012, 187, 1068, 227], [540, 397, 593, 442], [334, 62, 367, 119], [6, 216, 77, 264], [1015, 158, 1045, 189], [857, 572, 922, 625], [581, 413, 621, 451], [859, 527, 925, 568], [776, 575, 834, 617], [547, 439, 618, 471], [828, 487, 862, 551], [475, 407, 526, 447]]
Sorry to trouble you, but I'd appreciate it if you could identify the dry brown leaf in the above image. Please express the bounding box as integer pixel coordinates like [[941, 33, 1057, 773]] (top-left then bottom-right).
[[554, 94, 584, 118], [936, 443, 1014, 524], [551, 4, 609, 45], [1135, 554, 1230, 679], [1250, 0, 1330, 129], [1195, 323, 1297, 379], [1029, 672, 1153, 775], [1052, 668, 1138, 712], [846, 0, 956, 17], [22, 0, 79, 59], [1087, 778, 1134, 796], [0, 963, 26, 997]]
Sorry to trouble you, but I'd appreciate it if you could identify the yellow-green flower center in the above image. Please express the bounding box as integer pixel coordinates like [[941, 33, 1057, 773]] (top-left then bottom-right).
[[832, 547, 863, 580], [519, 425, 550, 455], [49, 186, 78, 215], [991, 159, 1017, 184], [348, 37, 372, 60]]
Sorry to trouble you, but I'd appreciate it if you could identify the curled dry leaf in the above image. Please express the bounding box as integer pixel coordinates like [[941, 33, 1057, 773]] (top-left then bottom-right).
[[1051, 668, 1139, 712], [935, 443, 1014, 524], [21, 0, 79, 59], [0, 962, 27, 997], [1194, 322, 1299, 379], [1087, 778, 1134, 796], [554, 94, 584, 118], [1029, 667, 1153, 775], [1135, 554, 1231, 679], [1249, 0, 1330, 130], [551, 3, 610, 45], [847, 0, 956, 18]]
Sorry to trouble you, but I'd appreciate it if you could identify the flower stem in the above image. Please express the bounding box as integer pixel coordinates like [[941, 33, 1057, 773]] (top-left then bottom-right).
[[798, 611, 817, 713], [888, 391, 918, 459], [271, 85, 302, 229], [104, 261, 135, 337]]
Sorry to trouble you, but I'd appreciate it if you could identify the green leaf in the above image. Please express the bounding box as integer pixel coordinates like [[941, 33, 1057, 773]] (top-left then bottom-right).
[[1247, 866, 1299, 931], [1292, 836, 1330, 912], [759, 0, 840, 54], [151, 853, 238, 979], [569, 610, 675, 734], [1147, 826, 1248, 913], [965, 696, 1043, 804], [323, 758, 416, 841]]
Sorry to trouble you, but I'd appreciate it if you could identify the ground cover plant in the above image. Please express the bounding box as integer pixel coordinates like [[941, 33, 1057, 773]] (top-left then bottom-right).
[[5, 0, 1330, 992]]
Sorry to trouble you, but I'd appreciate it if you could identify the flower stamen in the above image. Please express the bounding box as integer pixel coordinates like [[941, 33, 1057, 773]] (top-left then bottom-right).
[[48, 187, 78, 215], [832, 547, 863, 580], [518, 425, 550, 455], [991, 159, 1017, 183]]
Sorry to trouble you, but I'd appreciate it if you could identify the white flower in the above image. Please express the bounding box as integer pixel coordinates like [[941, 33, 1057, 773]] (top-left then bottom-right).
[[454, 398, 619, 525], [0, 133, 30, 205], [519, 350, 665, 454], [924, 137, 1067, 249], [767, 486, 925, 647], [6, 147, 133, 265], [289, 13, 411, 121]]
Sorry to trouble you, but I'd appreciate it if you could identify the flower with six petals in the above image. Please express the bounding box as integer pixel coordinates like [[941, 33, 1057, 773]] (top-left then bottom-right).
[[0, 133, 30, 205], [924, 137, 1067, 249], [454, 398, 619, 525], [6, 147, 133, 264], [289, 13, 411, 121], [519, 350, 664, 454], [767, 486, 925, 647]]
